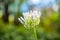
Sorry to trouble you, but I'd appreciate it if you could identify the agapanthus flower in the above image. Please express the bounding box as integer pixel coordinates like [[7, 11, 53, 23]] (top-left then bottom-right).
[[18, 10, 41, 28]]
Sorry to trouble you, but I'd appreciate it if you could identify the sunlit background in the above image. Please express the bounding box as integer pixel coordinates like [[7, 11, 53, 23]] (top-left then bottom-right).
[[0, 0, 60, 40]]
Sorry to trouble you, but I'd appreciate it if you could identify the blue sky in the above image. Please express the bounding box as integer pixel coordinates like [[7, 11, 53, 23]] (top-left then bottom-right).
[[21, 0, 58, 12]]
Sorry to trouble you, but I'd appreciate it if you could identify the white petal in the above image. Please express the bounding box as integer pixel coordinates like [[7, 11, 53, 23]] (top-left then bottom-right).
[[20, 17, 24, 22], [18, 18, 24, 24]]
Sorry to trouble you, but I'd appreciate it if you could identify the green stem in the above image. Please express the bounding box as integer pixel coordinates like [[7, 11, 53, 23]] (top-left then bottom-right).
[[33, 26, 37, 40]]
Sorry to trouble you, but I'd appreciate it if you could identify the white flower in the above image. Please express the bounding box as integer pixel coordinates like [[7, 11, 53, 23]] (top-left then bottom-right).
[[18, 10, 41, 28]]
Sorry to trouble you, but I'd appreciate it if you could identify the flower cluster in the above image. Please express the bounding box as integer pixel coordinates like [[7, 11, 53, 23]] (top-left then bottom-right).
[[18, 10, 41, 28]]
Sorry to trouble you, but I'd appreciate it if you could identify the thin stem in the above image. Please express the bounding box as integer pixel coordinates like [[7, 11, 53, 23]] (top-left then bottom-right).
[[33, 26, 37, 40]]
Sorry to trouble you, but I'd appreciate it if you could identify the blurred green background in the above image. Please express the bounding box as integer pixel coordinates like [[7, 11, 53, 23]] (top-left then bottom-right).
[[0, 0, 60, 40]]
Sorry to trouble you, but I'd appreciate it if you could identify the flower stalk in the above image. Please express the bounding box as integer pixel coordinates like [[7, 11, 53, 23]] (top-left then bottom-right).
[[33, 26, 37, 40]]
